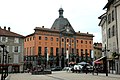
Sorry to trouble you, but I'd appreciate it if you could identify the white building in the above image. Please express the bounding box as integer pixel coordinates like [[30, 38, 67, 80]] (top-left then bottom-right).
[[99, 0, 120, 74]]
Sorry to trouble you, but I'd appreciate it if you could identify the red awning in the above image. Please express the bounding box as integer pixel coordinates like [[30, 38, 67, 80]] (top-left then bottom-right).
[[94, 61, 102, 64]]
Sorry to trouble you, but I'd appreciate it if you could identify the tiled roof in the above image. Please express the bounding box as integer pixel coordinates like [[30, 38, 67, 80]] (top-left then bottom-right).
[[0, 27, 24, 38], [34, 27, 94, 37]]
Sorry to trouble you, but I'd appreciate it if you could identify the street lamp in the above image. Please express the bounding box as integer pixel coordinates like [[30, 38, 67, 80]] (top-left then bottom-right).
[[0, 44, 5, 80], [0, 44, 9, 80], [59, 28, 66, 68], [102, 44, 110, 76]]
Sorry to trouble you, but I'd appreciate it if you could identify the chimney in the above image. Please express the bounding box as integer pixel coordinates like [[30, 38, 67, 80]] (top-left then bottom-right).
[[4, 26, 6, 30], [42, 26, 44, 28], [87, 32, 89, 34], [8, 27, 10, 31], [78, 31, 80, 33]]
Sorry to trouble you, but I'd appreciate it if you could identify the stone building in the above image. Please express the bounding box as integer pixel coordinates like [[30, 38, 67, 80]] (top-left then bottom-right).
[[99, 0, 120, 74], [93, 42, 102, 60], [0, 26, 24, 73], [24, 8, 94, 69]]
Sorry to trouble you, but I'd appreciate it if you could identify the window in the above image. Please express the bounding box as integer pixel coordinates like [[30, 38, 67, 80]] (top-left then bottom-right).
[[56, 38, 59, 42], [81, 40, 83, 43], [39, 36, 41, 40], [85, 49, 88, 56], [38, 47, 41, 55], [112, 10, 114, 21], [24, 39, 26, 42], [89, 41, 91, 44], [89, 49, 91, 58], [62, 38, 64, 42], [50, 47, 53, 53], [85, 41, 87, 44], [56, 48, 59, 56], [108, 13, 111, 24], [112, 25, 115, 36], [14, 38, 19, 43], [67, 39, 69, 42], [108, 28, 111, 38], [13, 46, 20, 53], [27, 38, 29, 41], [76, 40, 78, 43], [81, 49, 83, 56], [51, 37, 53, 41], [1, 36, 8, 42], [45, 37, 48, 40]]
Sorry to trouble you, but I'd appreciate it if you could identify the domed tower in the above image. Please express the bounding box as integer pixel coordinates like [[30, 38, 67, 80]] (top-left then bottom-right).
[[51, 8, 75, 34]]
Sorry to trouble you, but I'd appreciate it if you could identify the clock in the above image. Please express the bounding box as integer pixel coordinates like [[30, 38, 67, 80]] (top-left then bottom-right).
[[66, 27, 70, 32]]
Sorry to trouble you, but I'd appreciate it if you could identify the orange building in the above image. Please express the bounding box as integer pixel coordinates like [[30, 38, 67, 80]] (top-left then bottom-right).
[[24, 8, 94, 69]]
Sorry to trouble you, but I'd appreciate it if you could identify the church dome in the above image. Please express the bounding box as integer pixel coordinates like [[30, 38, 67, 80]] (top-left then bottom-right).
[[51, 8, 75, 32]]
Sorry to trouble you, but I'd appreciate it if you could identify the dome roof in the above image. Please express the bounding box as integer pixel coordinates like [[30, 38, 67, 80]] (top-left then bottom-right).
[[51, 8, 75, 33]]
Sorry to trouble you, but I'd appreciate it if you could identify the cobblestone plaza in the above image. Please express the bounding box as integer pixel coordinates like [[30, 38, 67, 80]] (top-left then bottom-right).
[[8, 71, 120, 80]]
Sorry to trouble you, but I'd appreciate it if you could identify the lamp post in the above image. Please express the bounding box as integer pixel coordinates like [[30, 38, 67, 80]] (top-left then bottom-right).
[[4, 51, 9, 77], [59, 28, 66, 68], [102, 44, 110, 76], [0, 44, 9, 80], [0, 44, 5, 80]]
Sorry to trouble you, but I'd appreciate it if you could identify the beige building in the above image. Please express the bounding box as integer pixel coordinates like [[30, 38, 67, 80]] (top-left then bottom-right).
[[0, 26, 24, 73], [93, 43, 102, 60], [99, 0, 120, 74]]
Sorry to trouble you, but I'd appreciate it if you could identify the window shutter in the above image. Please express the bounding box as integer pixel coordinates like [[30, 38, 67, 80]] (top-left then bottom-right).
[[12, 46, 14, 52], [0, 37, 1, 41], [6, 37, 8, 42], [18, 46, 21, 53], [6, 46, 9, 52]]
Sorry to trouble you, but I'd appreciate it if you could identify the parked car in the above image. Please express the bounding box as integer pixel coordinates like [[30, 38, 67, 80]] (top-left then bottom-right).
[[51, 66, 62, 71], [62, 67, 69, 71], [81, 64, 93, 73], [87, 65, 93, 72], [73, 64, 83, 73]]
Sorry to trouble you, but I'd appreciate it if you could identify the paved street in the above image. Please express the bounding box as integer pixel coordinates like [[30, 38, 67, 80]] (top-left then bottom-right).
[[8, 71, 120, 80]]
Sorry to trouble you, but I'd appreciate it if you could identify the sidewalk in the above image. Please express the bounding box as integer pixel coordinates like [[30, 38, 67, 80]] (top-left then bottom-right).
[[90, 73, 120, 79]]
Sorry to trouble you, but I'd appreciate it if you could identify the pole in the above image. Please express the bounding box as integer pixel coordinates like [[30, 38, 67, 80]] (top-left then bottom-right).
[[0, 45, 5, 80], [105, 44, 108, 76]]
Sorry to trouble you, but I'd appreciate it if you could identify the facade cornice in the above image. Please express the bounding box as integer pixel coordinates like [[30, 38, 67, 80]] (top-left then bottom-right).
[[114, 0, 120, 7]]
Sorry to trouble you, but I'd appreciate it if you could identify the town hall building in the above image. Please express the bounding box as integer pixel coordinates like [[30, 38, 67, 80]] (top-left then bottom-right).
[[24, 8, 94, 69]]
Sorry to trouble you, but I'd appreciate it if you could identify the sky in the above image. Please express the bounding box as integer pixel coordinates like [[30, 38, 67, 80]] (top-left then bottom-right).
[[0, 0, 108, 42]]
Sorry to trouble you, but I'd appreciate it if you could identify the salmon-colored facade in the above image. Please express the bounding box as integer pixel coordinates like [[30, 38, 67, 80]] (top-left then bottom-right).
[[24, 8, 94, 68]]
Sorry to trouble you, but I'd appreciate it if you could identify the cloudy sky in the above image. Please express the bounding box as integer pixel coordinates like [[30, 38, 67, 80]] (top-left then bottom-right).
[[0, 0, 107, 42]]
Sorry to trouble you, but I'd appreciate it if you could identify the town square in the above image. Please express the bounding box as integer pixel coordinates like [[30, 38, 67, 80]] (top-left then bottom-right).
[[0, 0, 120, 80]]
